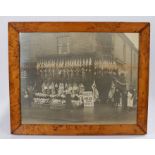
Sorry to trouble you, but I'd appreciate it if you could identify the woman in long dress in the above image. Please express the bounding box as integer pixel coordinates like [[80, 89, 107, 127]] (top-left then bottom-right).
[[127, 90, 134, 110]]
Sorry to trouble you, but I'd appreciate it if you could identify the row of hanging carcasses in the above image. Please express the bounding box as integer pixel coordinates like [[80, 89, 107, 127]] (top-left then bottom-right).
[[36, 55, 118, 72], [21, 55, 127, 94]]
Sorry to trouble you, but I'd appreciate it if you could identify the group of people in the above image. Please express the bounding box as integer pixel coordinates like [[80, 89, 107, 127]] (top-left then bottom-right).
[[107, 81, 137, 111]]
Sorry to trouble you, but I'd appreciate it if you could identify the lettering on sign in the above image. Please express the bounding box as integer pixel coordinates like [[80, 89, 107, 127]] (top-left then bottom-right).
[[83, 91, 94, 107]]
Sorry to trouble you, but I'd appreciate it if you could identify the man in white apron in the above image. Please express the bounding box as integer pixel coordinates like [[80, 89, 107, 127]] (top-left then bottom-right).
[[127, 90, 134, 110]]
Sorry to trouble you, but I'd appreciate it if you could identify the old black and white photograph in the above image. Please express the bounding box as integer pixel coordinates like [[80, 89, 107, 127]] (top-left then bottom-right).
[[20, 32, 139, 124]]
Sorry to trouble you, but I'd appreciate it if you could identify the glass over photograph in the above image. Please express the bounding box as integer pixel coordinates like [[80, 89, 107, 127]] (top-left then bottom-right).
[[20, 32, 139, 124]]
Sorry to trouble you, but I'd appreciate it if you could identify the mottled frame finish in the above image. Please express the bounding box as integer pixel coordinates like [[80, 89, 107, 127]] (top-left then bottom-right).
[[8, 22, 150, 135]]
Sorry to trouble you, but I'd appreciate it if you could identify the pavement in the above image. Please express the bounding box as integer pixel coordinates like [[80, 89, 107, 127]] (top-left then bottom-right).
[[21, 103, 137, 124]]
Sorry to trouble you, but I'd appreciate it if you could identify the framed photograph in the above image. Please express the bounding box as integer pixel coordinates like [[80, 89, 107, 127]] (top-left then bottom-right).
[[9, 22, 150, 135]]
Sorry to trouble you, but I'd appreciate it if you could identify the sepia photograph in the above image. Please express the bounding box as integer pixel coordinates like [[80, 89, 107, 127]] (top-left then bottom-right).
[[20, 32, 139, 124]]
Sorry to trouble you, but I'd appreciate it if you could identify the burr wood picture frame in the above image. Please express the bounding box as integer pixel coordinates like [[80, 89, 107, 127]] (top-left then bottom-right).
[[9, 22, 150, 135]]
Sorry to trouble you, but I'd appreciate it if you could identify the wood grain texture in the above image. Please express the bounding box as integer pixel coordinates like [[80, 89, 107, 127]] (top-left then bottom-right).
[[8, 22, 150, 135], [13, 124, 144, 135], [137, 23, 150, 133], [9, 24, 21, 133], [9, 22, 147, 32]]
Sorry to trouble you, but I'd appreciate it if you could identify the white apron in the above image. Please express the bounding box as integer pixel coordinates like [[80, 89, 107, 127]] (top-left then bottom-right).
[[127, 91, 133, 107]]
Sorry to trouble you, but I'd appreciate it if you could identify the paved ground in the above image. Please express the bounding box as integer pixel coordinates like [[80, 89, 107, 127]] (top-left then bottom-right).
[[21, 103, 137, 124]]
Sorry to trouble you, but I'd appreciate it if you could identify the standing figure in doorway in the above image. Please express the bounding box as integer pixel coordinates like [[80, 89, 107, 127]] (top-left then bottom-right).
[[114, 88, 121, 111]]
